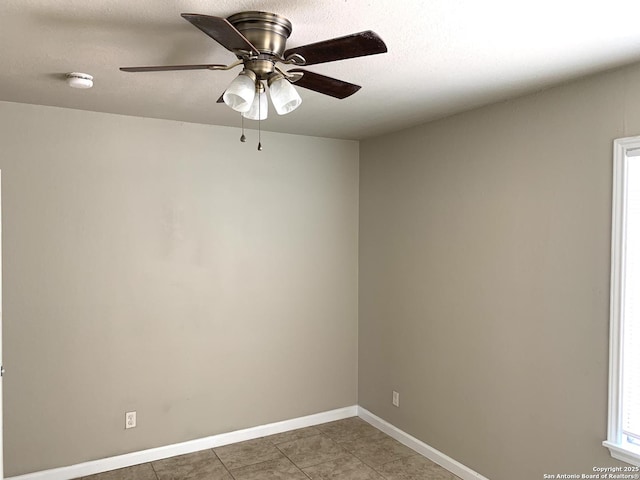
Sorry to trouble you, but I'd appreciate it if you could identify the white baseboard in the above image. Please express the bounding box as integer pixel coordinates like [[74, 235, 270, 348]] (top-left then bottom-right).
[[357, 407, 490, 480], [8, 405, 489, 480], [6, 406, 358, 480]]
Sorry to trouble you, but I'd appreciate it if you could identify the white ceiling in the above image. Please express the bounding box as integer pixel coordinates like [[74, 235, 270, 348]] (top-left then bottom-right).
[[3, 0, 640, 140]]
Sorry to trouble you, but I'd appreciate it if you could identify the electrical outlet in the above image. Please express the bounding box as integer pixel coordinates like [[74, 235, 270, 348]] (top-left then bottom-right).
[[392, 391, 400, 407], [125, 411, 137, 429]]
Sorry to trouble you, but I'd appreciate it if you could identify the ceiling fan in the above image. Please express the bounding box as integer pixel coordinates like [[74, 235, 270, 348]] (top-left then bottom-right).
[[120, 11, 387, 147]]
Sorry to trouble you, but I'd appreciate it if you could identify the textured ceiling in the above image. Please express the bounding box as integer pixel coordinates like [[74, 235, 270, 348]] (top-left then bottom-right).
[[3, 0, 640, 140]]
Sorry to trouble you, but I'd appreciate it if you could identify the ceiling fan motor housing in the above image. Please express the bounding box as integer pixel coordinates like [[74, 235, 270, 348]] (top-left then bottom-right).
[[227, 11, 292, 78]]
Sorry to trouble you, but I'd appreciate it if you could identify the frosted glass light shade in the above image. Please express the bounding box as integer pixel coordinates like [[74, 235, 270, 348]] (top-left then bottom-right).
[[243, 89, 268, 120], [269, 77, 302, 115], [223, 72, 256, 113]]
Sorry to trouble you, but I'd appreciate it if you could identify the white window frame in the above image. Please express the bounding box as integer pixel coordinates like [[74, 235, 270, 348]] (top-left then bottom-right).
[[604, 135, 640, 466]]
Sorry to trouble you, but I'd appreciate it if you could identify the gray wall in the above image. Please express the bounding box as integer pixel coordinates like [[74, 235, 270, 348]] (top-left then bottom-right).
[[5, 59, 640, 480], [358, 64, 640, 479], [0, 102, 359, 476]]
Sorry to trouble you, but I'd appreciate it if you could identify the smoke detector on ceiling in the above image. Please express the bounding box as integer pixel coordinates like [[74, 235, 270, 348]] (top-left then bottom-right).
[[66, 72, 93, 89]]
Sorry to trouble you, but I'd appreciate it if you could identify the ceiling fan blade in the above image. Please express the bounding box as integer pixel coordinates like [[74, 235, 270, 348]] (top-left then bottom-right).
[[181, 13, 259, 56], [120, 64, 227, 72], [288, 69, 361, 99], [284, 31, 387, 66]]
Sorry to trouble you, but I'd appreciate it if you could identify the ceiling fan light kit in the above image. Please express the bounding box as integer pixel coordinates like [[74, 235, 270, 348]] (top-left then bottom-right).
[[243, 83, 268, 121], [120, 10, 388, 149], [268, 73, 302, 115], [222, 69, 257, 113]]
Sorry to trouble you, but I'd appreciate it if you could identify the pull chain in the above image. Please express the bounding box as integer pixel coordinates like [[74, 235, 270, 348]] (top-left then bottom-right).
[[240, 114, 246, 142], [257, 93, 263, 151]]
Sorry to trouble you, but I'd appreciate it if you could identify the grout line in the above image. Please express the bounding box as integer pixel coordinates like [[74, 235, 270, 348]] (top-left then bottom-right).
[[147, 460, 160, 480], [368, 456, 393, 480], [211, 449, 236, 480], [366, 462, 389, 480], [274, 431, 353, 473], [214, 437, 288, 472], [338, 425, 421, 480], [273, 440, 306, 472]]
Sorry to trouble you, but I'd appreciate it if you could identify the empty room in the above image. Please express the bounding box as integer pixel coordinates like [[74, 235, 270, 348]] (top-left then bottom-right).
[[2, 1, 640, 480]]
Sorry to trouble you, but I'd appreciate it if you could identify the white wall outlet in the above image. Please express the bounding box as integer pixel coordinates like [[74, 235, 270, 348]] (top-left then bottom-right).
[[125, 411, 137, 429], [392, 391, 400, 407]]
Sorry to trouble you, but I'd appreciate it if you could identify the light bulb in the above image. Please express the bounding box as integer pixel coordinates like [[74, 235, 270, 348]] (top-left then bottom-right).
[[268, 75, 302, 115], [243, 86, 268, 120], [223, 70, 257, 113]]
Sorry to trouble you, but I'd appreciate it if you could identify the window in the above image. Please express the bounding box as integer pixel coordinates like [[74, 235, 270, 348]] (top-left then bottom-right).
[[605, 136, 640, 466]]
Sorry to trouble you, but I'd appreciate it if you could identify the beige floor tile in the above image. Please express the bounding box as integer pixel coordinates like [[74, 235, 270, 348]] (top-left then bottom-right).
[[214, 437, 284, 470], [375, 455, 459, 479], [276, 434, 350, 469], [229, 457, 308, 480], [267, 426, 323, 444], [82, 463, 157, 480], [339, 430, 390, 451], [152, 450, 232, 480], [302, 455, 385, 480], [345, 435, 415, 467], [316, 417, 382, 443]]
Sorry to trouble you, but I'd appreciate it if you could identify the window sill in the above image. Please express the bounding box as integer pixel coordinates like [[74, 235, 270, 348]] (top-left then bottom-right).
[[603, 441, 640, 467]]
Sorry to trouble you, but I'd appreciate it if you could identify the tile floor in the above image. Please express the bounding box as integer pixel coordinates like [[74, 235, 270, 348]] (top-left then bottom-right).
[[79, 417, 461, 480]]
